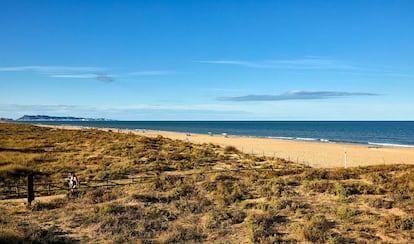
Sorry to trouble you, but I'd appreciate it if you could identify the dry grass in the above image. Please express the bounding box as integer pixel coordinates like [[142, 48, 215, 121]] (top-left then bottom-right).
[[0, 122, 413, 243]]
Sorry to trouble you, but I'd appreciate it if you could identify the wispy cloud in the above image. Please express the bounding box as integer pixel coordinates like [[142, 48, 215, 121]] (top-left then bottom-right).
[[219, 90, 379, 102], [95, 74, 114, 82], [128, 70, 180, 76], [96, 104, 245, 115], [196, 58, 358, 70], [0, 65, 113, 82], [50, 73, 114, 82], [198, 60, 266, 68], [0, 104, 79, 115], [0, 66, 182, 82], [0, 103, 244, 119], [50, 74, 97, 79], [0, 65, 101, 73]]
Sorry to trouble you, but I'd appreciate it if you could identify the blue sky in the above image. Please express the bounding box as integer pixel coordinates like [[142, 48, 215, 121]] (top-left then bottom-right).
[[1, 0, 414, 120]]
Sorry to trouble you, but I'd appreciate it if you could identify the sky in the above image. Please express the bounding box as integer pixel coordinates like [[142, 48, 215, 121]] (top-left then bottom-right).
[[1, 0, 414, 120]]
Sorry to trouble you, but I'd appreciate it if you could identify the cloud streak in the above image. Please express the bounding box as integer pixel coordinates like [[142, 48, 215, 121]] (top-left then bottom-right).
[[50, 74, 97, 79], [0, 66, 182, 82], [128, 70, 180, 76], [197, 58, 358, 70], [50, 73, 114, 82], [0, 103, 244, 119], [0, 65, 101, 73], [0, 104, 79, 115], [0, 65, 114, 82], [219, 90, 379, 102], [95, 74, 114, 82]]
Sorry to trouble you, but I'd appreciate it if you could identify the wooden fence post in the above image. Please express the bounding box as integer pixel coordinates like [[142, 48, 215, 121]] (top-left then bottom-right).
[[27, 174, 34, 206]]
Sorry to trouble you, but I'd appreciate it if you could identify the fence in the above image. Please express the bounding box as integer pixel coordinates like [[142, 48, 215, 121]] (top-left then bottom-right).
[[0, 177, 147, 200], [0, 166, 308, 201]]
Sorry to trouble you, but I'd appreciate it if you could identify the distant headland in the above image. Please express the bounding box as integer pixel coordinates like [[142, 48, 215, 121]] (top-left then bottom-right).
[[5, 115, 114, 121]]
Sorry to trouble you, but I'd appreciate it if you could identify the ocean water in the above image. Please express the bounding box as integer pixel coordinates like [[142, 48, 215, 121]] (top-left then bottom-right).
[[23, 121, 414, 147]]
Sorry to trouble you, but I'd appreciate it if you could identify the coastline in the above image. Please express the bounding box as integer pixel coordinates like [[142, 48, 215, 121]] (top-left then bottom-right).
[[33, 123, 414, 168], [18, 120, 414, 148]]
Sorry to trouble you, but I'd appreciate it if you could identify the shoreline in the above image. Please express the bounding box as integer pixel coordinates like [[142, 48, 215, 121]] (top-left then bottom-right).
[[131, 129, 414, 148], [32, 123, 414, 168], [18, 121, 414, 148]]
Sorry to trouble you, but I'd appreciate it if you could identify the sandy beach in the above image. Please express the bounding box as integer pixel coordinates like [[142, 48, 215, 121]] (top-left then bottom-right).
[[135, 130, 414, 168], [37, 124, 414, 168]]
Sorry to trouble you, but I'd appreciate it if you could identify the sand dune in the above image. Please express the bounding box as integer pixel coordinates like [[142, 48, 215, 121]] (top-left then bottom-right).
[[38, 124, 414, 168], [134, 130, 414, 168]]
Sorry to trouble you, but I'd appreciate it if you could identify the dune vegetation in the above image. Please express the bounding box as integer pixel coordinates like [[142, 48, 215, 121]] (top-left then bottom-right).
[[0, 122, 413, 243]]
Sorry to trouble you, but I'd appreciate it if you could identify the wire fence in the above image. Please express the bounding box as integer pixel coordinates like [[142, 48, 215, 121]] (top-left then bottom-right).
[[0, 166, 308, 200]]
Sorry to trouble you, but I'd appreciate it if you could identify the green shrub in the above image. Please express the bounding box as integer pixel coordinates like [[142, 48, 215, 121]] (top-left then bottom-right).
[[204, 208, 246, 229], [302, 168, 358, 181], [336, 206, 359, 221], [93, 204, 175, 239], [161, 225, 205, 242], [84, 188, 119, 204], [269, 198, 304, 211], [304, 180, 333, 193], [224, 145, 239, 154], [334, 182, 350, 201], [32, 198, 67, 211], [380, 215, 414, 231], [167, 182, 196, 199], [259, 181, 284, 198], [204, 175, 251, 205], [367, 198, 393, 209], [246, 210, 283, 243], [96, 203, 125, 215], [172, 197, 212, 214], [301, 215, 332, 243], [365, 172, 389, 184]]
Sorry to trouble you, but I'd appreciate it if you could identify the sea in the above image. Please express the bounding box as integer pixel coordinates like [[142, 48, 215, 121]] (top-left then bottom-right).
[[22, 121, 414, 148]]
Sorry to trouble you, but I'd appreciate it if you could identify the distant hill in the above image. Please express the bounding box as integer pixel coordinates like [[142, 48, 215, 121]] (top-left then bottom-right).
[[17, 115, 112, 121], [0, 117, 14, 121]]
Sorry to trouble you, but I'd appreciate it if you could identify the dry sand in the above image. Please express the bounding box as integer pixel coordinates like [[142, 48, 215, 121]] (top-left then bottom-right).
[[38, 124, 414, 168]]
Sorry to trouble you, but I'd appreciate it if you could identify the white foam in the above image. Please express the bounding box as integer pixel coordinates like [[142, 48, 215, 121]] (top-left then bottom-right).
[[296, 137, 318, 141], [268, 136, 294, 140], [368, 142, 414, 148]]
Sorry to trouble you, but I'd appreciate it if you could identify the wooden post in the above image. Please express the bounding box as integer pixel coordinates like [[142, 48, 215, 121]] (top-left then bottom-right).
[[27, 174, 34, 206], [344, 149, 348, 168]]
